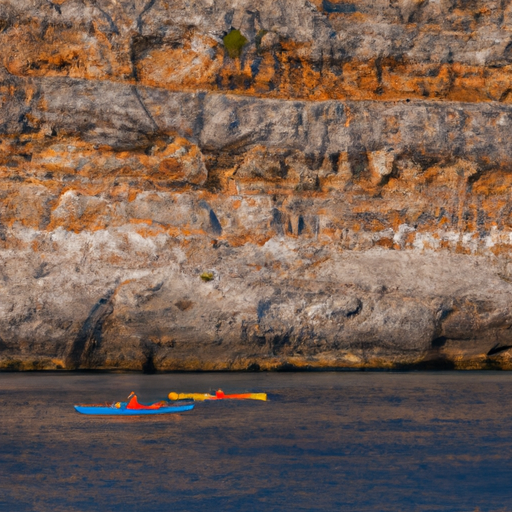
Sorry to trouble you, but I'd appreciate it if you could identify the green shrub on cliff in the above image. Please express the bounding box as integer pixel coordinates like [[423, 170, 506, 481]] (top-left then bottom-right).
[[223, 29, 248, 59], [200, 272, 214, 282]]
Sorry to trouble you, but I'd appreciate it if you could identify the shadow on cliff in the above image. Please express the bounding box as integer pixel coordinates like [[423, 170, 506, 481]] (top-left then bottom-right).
[[64, 288, 117, 370]]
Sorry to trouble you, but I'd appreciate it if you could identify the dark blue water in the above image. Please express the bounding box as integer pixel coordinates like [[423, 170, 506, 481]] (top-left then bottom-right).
[[1, 372, 511, 511]]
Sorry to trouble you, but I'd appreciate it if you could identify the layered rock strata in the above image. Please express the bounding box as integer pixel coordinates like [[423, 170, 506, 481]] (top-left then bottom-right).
[[1, 0, 512, 370]]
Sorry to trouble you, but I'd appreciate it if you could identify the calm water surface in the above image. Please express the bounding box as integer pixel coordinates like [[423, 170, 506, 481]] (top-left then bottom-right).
[[1, 372, 512, 512]]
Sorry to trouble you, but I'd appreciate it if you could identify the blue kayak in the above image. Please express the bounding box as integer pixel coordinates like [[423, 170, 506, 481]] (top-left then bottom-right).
[[74, 403, 194, 416]]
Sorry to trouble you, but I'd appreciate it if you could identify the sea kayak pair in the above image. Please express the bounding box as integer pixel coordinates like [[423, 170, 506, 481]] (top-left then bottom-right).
[[75, 389, 267, 416]]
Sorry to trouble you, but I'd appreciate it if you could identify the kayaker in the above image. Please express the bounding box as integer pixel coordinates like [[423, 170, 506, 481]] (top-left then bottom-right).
[[126, 392, 165, 410]]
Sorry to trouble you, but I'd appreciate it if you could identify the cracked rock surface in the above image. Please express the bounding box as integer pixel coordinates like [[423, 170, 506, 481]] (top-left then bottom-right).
[[1, 0, 512, 370]]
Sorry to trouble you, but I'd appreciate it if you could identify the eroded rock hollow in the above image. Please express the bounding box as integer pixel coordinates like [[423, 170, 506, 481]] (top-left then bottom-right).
[[1, 0, 512, 370]]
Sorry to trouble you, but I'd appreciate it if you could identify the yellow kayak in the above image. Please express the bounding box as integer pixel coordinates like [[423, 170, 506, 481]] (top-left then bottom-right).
[[168, 389, 267, 401]]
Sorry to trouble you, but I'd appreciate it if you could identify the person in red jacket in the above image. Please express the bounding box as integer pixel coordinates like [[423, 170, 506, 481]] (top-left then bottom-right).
[[125, 392, 166, 410]]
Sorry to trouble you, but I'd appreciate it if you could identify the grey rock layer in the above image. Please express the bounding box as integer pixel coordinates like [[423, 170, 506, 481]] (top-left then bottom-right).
[[1, 232, 512, 370]]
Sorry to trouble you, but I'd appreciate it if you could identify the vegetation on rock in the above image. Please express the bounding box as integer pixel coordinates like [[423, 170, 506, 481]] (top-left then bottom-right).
[[222, 29, 248, 59]]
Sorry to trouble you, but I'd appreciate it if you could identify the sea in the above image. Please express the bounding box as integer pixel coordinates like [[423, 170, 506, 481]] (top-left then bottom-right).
[[1, 371, 511, 511]]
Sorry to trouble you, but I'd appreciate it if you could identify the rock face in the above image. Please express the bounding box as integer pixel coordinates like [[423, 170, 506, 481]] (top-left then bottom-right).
[[1, 0, 512, 370]]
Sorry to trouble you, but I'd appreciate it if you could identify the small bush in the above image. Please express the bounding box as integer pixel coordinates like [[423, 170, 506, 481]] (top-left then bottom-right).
[[200, 272, 214, 282], [223, 29, 248, 59]]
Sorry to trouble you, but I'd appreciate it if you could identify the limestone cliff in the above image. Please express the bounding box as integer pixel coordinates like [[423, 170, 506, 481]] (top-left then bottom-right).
[[1, 0, 512, 370]]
